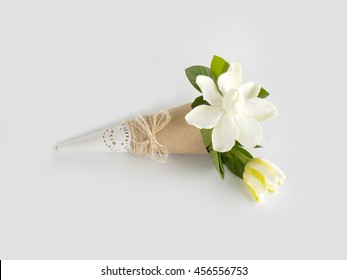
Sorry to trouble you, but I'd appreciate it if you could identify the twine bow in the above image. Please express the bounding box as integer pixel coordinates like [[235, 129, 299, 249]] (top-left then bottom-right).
[[128, 110, 171, 163]]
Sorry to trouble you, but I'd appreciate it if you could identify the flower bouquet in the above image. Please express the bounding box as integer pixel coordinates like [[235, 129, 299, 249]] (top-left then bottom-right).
[[57, 55, 285, 203]]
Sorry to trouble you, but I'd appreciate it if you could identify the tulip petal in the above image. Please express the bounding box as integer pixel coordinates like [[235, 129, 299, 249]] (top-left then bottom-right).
[[246, 160, 279, 192], [234, 114, 263, 150], [196, 75, 222, 106], [217, 62, 242, 95], [238, 81, 261, 100], [266, 182, 280, 192], [261, 158, 286, 184], [185, 105, 224, 129], [243, 172, 268, 203], [212, 115, 239, 152], [244, 98, 278, 121]]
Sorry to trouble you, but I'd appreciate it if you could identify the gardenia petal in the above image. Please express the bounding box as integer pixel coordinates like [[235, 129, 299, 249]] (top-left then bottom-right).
[[196, 75, 222, 106], [217, 62, 242, 95], [243, 172, 268, 203], [243, 98, 278, 121], [234, 114, 263, 150], [185, 105, 224, 129], [211, 114, 239, 152], [238, 81, 261, 100], [221, 89, 240, 113]]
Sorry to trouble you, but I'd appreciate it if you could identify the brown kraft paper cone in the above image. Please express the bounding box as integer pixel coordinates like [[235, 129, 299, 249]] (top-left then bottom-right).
[[155, 103, 207, 155], [57, 103, 207, 159]]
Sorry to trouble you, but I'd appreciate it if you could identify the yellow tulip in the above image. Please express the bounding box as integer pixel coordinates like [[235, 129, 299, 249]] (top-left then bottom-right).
[[243, 158, 286, 203]]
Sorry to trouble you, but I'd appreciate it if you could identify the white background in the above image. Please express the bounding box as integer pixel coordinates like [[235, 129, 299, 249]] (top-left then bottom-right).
[[0, 0, 346, 259]]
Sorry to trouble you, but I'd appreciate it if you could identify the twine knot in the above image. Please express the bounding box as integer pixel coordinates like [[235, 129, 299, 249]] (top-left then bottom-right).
[[128, 110, 171, 163]]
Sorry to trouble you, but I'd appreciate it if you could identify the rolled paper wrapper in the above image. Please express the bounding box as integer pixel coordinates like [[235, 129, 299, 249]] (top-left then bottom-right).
[[56, 103, 208, 162]]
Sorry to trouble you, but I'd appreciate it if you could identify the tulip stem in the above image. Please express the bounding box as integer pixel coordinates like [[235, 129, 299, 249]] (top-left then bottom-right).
[[231, 148, 252, 165]]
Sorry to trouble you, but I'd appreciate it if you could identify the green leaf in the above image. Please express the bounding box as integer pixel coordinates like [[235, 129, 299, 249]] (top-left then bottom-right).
[[221, 154, 244, 179], [254, 145, 263, 148], [231, 145, 253, 164], [200, 128, 212, 148], [209, 150, 225, 179], [210, 55, 230, 79], [222, 151, 234, 159], [258, 87, 270, 98], [199, 128, 224, 179], [221, 145, 253, 179], [191, 96, 209, 109], [185, 66, 216, 93], [234, 141, 254, 158]]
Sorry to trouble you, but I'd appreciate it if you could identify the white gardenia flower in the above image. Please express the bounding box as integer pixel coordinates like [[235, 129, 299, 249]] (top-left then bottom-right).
[[243, 158, 286, 203], [185, 62, 278, 152]]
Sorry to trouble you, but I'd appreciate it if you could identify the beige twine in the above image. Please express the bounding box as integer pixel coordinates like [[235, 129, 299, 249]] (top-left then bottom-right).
[[127, 110, 171, 163]]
